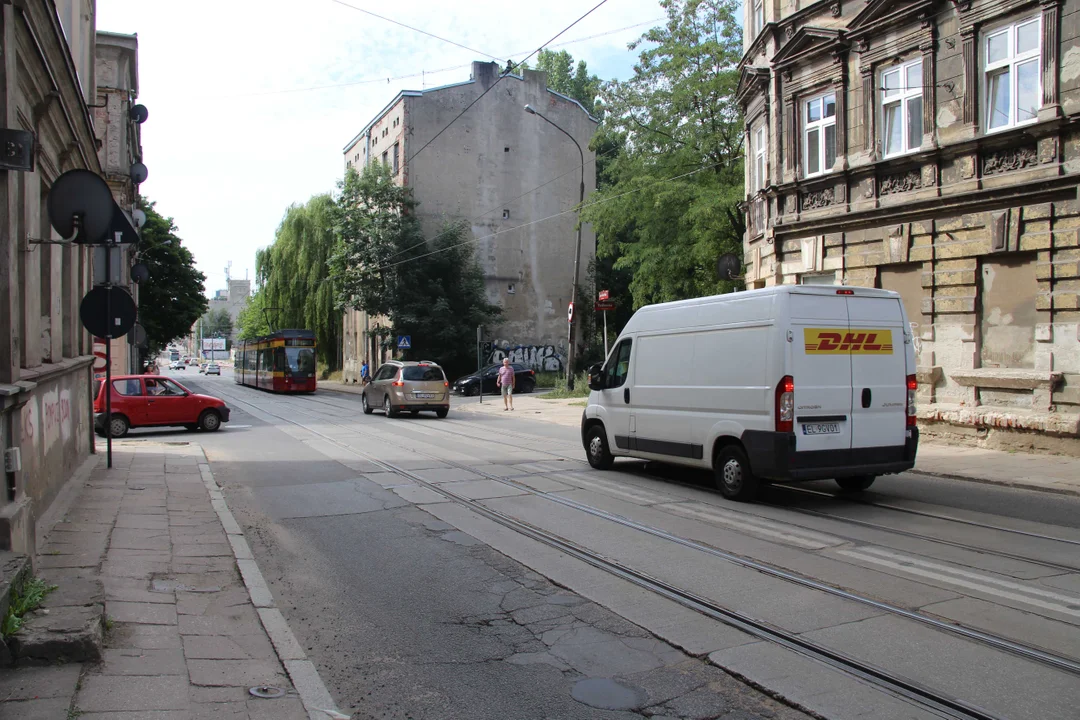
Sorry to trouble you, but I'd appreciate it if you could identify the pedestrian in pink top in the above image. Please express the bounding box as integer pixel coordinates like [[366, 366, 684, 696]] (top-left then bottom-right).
[[496, 358, 516, 411]]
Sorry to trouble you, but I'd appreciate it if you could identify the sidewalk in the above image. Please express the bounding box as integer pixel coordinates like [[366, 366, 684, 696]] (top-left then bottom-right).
[[0, 441, 340, 719], [452, 393, 1080, 497]]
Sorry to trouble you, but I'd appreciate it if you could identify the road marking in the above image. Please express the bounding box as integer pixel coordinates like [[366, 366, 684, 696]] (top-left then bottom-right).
[[838, 547, 1080, 618]]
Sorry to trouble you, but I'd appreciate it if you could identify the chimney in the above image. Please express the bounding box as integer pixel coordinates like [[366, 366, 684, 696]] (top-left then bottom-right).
[[523, 69, 548, 93], [472, 61, 499, 89]]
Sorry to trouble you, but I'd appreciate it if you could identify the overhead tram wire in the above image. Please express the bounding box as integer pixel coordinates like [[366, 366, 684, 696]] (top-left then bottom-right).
[[330, 0, 499, 60], [404, 0, 611, 166]]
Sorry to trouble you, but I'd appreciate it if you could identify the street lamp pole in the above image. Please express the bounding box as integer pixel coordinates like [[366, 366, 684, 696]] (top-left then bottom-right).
[[524, 104, 584, 389]]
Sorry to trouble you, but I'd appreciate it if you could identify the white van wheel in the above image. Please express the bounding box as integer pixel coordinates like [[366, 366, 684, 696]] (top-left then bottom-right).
[[585, 426, 614, 470], [715, 446, 758, 501], [836, 476, 875, 492]]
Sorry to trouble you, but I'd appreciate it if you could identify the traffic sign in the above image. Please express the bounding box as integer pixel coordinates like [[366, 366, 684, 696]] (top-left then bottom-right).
[[397, 335, 412, 350], [92, 339, 107, 373], [598, 290, 609, 301], [567, 302, 574, 323], [79, 286, 137, 339], [595, 300, 616, 312]]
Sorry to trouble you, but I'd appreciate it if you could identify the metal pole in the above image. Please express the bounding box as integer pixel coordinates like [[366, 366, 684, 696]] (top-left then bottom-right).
[[105, 234, 117, 468], [603, 310, 609, 360], [477, 325, 483, 405]]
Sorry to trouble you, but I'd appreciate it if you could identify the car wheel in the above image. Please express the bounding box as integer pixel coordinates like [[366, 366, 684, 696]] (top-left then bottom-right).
[[836, 475, 876, 492], [361, 393, 373, 415], [436, 408, 449, 418], [409, 410, 419, 416], [585, 426, 614, 470], [198, 410, 222, 432], [520, 380, 535, 394], [715, 446, 759, 502], [384, 396, 397, 418], [108, 415, 129, 438], [465, 384, 479, 397]]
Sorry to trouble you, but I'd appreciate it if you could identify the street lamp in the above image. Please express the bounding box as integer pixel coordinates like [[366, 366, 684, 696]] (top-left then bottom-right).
[[524, 103, 585, 389]]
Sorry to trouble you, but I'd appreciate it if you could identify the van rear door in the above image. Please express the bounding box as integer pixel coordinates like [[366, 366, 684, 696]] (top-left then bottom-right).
[[790, 293, 853, 454], [846, 295, 909, 452]]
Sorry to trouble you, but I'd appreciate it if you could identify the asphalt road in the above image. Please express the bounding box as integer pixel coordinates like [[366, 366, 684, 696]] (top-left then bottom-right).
[[149, 367, 1080, 720]]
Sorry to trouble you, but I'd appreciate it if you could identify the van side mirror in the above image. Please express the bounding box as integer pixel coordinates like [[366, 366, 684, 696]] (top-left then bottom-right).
[[587, 363, 605, 391]]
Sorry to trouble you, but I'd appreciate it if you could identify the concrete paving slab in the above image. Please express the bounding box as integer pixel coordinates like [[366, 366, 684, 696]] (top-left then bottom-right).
[[77, 674, 191, 712], [392, 484, 451, 504], [411, 467, 483, 483], [0, 664, 81, 699], [107, 600, 178, 625], [102, 647, 187, 675], [250, 479, 404, 519], [0, 697, 72, 720], [919, 595, 1080, 659], [187, 658, 289, 687], [448, 478, 531, 500]]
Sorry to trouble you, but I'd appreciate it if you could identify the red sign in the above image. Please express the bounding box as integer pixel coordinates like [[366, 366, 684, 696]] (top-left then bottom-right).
[[595, 301, 616, 312], [93, 338, 108, 378], [598, 290, 610, 301], [567, 302, 574, 323]]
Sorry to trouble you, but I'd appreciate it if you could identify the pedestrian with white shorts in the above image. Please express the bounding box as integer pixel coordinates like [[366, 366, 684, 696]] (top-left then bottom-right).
[[496, 358, 515, 411]]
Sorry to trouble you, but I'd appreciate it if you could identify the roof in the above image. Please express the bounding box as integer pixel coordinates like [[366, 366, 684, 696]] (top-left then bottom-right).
[[343, 73, 599, 153], [635, 285, 900, 313]]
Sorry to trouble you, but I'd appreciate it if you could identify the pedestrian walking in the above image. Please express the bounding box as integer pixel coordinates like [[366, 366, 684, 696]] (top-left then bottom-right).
[[361, 359, 370, 385], [496, 358, 515, 411]]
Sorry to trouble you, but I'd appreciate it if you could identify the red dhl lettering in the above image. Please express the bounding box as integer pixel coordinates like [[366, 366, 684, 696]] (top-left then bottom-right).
[[803, 328, 894, 354]]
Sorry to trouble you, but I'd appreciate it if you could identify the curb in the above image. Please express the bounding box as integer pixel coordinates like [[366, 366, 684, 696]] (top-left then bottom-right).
[[198, 460, 343, 720], [909, 468, 1080, 498]]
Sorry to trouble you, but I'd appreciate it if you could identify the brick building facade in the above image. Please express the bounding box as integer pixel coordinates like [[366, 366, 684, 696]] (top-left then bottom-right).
[[739, 0, 1080, 452]]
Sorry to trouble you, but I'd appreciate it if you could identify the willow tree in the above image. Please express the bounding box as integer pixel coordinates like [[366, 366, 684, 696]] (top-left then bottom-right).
[[254, 195, 340, 368]]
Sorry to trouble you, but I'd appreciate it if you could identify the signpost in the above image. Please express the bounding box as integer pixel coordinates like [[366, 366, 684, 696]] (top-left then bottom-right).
[[596, 291, 614, 359], [476, 326, 483, 405]]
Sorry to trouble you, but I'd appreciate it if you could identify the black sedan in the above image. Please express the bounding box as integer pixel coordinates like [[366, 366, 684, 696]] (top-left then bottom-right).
[[452, 363, 536, 395]]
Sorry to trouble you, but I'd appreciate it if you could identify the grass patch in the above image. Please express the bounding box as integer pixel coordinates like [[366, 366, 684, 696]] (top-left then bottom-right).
[[568, 400, 587, 407], [2, 576, 57, 637], [533, 371, 561, 389], [540, 372, 590, 399]]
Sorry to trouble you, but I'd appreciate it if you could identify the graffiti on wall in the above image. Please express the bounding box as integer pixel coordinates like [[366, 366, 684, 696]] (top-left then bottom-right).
[[20, 388, 73, 455], [488, 340, 565, 371]]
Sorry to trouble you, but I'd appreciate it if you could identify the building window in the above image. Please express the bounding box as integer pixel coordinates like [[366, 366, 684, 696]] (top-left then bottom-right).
[[803, 93, 836, 178], [751, 0, 764, 38], [502, 209, 510, 219], [881, 59, 923, 157], [382, 150, 388, 166], [504, 146, 510, 153], [984, 16, 1041, 133], [392, 142, 399, 175], [751, 124, 767, 192]]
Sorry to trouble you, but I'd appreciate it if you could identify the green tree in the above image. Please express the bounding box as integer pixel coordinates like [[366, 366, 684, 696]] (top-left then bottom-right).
[[254, 194, 341, 367], [135, 197, 207, 361], [236, 288, 271, 340], [582, 0, 745, 310], [518, 49, 601, 116], [200, 308, 233, 340], [331, 165, 500, 377]]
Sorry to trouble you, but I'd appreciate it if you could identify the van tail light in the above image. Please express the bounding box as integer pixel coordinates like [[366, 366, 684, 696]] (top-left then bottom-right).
[[906, 374, 917, 427], [776, 376, 794, 433]]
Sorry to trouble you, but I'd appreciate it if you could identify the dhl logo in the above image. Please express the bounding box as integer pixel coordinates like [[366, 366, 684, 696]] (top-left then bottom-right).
[[804, 328, 894, 355]]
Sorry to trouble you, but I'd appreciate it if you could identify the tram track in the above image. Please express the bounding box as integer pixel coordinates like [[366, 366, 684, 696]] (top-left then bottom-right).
[[214, 383, 1080, 686], [211, 383, 1018, 720], [306, 389, 1080, 572]]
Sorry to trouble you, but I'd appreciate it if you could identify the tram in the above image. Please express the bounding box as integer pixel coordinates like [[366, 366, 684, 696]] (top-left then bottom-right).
[[234, 329, 317, 393]]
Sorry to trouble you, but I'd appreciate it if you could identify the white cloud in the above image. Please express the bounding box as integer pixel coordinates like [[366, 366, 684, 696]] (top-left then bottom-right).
[[96, 0, 661, 293]]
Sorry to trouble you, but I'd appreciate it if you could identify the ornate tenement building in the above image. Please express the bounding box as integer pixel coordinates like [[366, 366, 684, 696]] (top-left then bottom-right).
[[738, 0, 1080, 452]]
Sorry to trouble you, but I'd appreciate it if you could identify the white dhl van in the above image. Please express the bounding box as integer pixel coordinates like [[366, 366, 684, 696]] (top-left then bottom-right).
[[581, 285, 918, 501]]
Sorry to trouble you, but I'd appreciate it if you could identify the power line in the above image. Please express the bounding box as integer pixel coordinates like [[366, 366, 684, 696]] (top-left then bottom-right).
[[330, 0, 498, 60], [405, 0, 611, 165], [381, 160, 726, 272]]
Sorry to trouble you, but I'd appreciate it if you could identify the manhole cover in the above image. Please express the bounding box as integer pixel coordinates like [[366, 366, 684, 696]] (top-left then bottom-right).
[[249, 685, 286, 699], [571, 678, 645, 710]]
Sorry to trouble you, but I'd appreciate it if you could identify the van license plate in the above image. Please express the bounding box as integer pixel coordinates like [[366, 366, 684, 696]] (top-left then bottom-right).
[[415, 392, 435, 399], [802, 423, 840, 435]]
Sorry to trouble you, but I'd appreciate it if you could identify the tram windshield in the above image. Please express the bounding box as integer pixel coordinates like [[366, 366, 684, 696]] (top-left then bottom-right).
[[285, 347, 316, 375]]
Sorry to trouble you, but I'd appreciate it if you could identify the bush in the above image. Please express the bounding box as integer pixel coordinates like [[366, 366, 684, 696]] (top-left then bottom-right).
[[2, 576, 56, 637], [541, 372, 590, 399], [533, 371, 561, 389]]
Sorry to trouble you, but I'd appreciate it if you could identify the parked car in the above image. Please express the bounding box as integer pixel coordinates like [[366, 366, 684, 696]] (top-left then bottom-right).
[[205, 363, 221, 376], [93, 375, 231, 437], [452, 363, 536, 396], [169, 360, 185, 370], [362, 361, 449, 418], [581, 285, 918, 501]]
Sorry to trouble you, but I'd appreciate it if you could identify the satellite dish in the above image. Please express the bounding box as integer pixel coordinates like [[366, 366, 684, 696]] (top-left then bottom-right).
[[132, 323, 148, 349], [132, 208, 147, 228], [128, 104, 149, 124], [131, 262, 150, 283], [716, 253, 743, 281], [130, 162, 149, 184], [47, 170, 114, 242]]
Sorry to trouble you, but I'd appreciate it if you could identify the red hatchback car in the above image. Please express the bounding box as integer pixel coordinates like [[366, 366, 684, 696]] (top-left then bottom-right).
[[94, 375, 231, 437]]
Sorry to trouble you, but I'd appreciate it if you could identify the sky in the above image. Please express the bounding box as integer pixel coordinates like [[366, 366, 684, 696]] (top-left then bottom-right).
[[95, 0, 665, 297]]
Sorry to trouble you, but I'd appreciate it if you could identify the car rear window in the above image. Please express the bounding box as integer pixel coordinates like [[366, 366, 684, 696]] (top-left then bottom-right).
[[402, 366, 445, 381]]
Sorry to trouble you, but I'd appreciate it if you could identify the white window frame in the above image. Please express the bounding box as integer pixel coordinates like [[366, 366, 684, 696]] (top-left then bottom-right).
[[982, 15, 1042, 134], [751, 0, 764, 38], [803, 92, 837, 178], [880, 58, 924, 158], [752, 124, 767, 192]]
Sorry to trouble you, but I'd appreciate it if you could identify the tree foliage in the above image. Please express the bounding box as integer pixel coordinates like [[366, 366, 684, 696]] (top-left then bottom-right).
[[199, 308, 233, 340], [523, 49, 602, 116], [254, 195, 341, 366], [330, 163, 501, 377], [135, 197, 207, 359], [236, 288, 271, 340], [582, 0, 745, 310]]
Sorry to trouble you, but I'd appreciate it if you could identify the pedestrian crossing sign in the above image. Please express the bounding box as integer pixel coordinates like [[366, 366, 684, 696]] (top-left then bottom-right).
[[397, 335, 411, 349]]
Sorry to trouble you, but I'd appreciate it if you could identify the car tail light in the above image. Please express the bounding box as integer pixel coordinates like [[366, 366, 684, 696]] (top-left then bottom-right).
[[444, 381, 449, 387], [392, 372, 404, 387], [906, 374, 917, 427], [529, 370, 535, 375], [776, 376, 794, 433], [836, 289, 854, 295]]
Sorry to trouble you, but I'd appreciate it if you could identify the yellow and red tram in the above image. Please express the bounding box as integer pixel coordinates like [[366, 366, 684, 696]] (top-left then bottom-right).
[[234, 330, 317, 393]]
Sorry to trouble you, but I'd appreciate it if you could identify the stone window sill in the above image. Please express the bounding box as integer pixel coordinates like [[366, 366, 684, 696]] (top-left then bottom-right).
[[949, 368, 1063, 390]]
